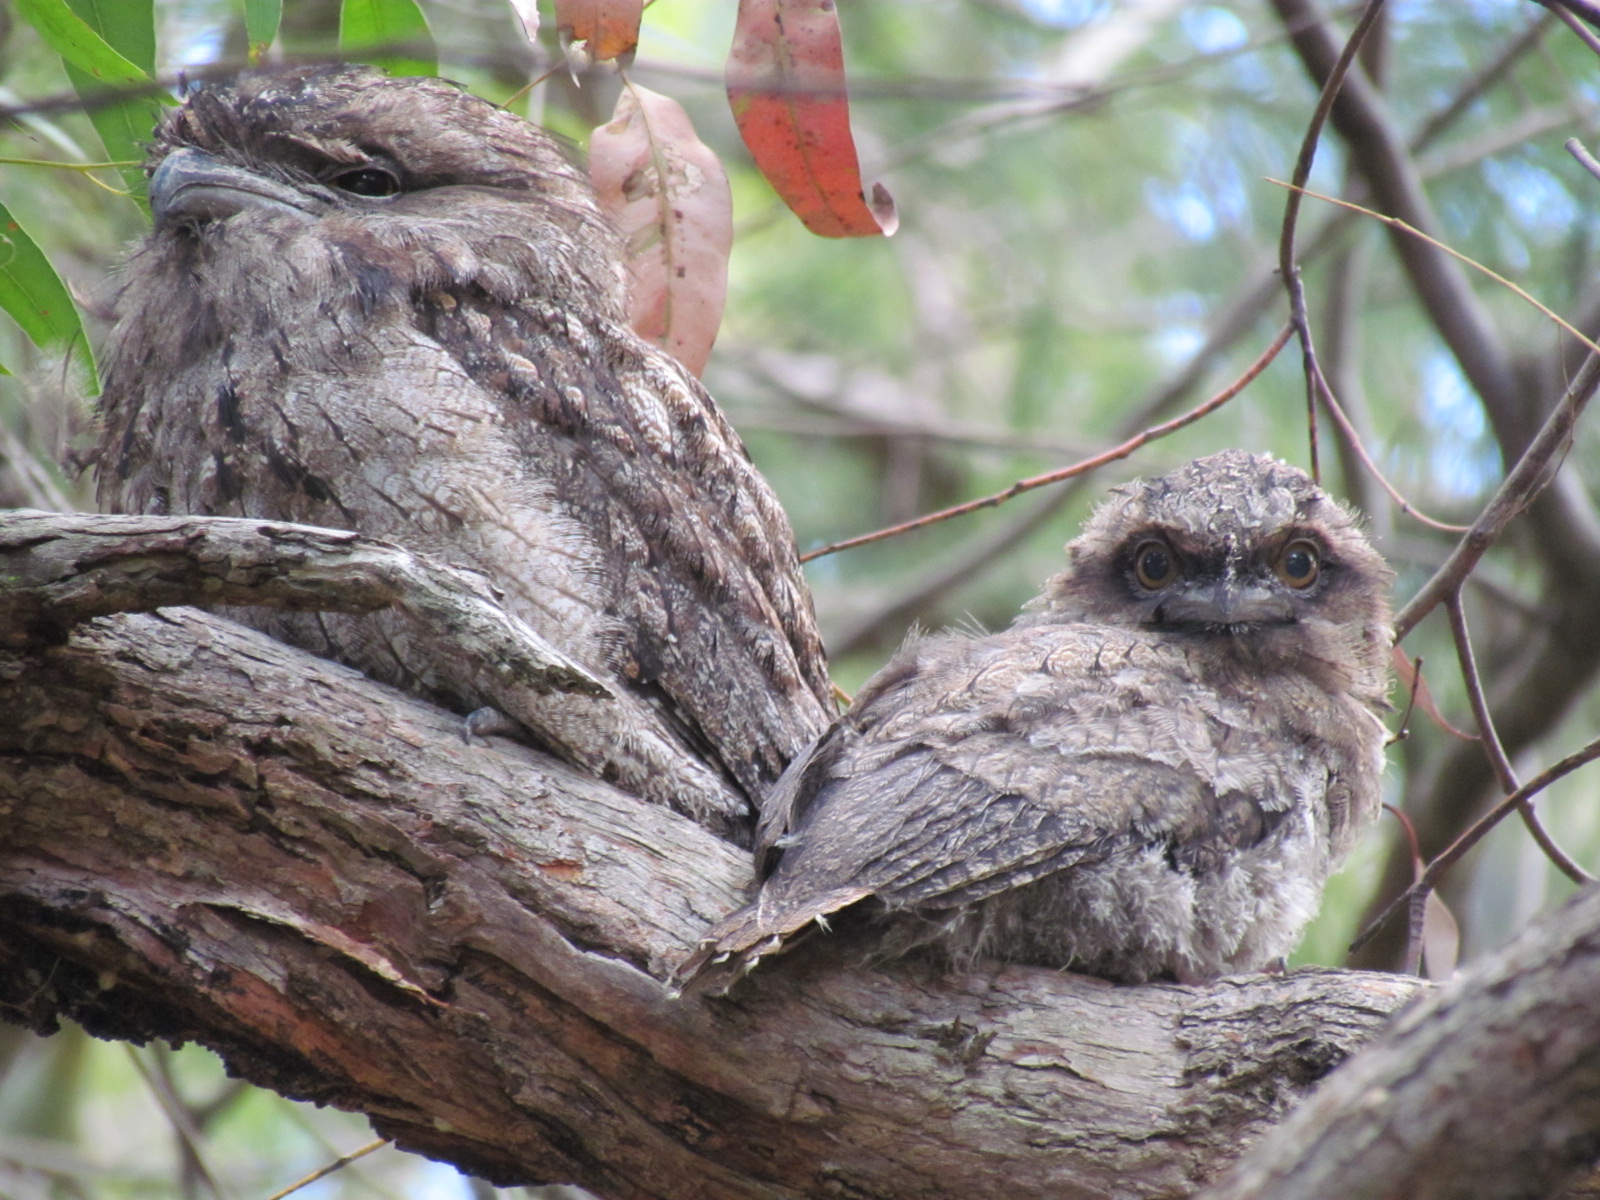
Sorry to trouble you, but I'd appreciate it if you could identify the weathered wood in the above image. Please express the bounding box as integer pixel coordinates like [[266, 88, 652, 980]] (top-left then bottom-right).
[[0, 508, 605, 691], [1202, 881, 1600, 1200], [0, 593, 1423, 1199]]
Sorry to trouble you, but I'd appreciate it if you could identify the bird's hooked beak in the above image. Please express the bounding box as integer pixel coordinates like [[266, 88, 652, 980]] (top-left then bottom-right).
[[149, 147, 316, 230], [1155, 579, 1295, 630]]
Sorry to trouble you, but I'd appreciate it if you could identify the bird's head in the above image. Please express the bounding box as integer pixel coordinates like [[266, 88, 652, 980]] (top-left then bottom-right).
[[137, 64, 625, 318], [1026, 450, 1394, 699]]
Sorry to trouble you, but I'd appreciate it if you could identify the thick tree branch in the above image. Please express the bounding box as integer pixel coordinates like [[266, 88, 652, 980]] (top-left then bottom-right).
[[0, 532, 1426, 1199], [1202, 882, 1600, 1200], [0, 509, 605, 697]]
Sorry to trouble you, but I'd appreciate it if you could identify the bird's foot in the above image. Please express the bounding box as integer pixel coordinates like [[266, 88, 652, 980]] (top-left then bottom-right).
[[464, 705, 517, 744]]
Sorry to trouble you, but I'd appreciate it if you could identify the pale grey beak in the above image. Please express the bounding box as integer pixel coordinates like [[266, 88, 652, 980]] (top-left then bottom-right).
[[1157, 580, 1295, 628], [149, 147, 316, 228]]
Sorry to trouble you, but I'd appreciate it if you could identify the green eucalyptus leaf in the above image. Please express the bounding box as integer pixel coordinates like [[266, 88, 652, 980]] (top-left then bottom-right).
[[244, 0, 285, 61], [0, 200, 97, 391], [339, 0, 438, 78], [14, 0, 154, 87]]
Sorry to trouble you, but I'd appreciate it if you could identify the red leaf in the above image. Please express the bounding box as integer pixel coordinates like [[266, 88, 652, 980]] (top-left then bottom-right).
[[554, 0, 642, 66], [726, 0, 897, 238], [590, 83, 733, 378]]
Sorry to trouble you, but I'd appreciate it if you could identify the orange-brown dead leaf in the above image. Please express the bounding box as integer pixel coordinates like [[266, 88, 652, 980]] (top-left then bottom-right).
[[556, 0, 642, 66], [1421, 890, 1461, 980], [590, 82, 733, 378], [726, 0, 897, 238], [1392, 644, 1476, 741]]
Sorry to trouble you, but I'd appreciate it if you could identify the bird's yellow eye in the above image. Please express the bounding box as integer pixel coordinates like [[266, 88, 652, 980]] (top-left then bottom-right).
[[1276, 539, 1321, 588], [1133, 540, 1178, 590]]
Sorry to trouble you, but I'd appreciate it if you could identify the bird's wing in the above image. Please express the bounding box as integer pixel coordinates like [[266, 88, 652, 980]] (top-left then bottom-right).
[[415, 293, 834, 797], [682, 624, 1327, 983]]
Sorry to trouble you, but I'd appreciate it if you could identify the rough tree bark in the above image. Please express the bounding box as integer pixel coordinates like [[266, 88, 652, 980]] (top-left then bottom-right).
[[1, 509, 1594, 1199], [1198, 882, 1600, 1200]]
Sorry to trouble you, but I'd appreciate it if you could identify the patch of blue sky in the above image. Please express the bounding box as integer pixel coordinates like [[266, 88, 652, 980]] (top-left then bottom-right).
[[1214, 51, 1276, 101], [1147, 291, 1205, 365], [1150, 324, 1206, 365], [416, 1161, 482, 1199], [1145, 179, 1217, 242], [1015, 0, 1108, 29], [1179, 7, 1248, 54], [1145, 121, 1251, 243], [165, 0, 229, 71], [1420, 352, 1498, 499], [1199, 154, 1250, 228], [1481, 158, 1578, 241], [1391, 0, 1519, 25]]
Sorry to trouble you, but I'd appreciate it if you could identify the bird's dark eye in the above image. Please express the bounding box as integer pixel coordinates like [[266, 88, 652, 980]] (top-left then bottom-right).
[[1276, 539, 1321, 589], [329, 166, 400, 197], [1133, 540, 1178, 590]]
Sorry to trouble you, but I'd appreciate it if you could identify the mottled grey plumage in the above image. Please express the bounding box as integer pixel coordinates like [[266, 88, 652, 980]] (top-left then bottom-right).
[[94, 66, 832, 838], [678, 451, 1393, 990]]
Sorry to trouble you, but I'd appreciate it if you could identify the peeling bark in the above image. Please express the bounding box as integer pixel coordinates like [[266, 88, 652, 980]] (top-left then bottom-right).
[[0, 508, 604, 694], [0, 570, 1422, 1198]]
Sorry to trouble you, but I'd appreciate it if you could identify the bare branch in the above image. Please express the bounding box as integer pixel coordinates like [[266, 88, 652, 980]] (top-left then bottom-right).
[[1352, 735, 1600, 955], [800, 325, 1291, 563], [1270, 182, 1600, 357], [1540, 0, 1600, 56], [264, 1140, 390, 1200], [1568, 136, 1600, 183], [1276, 0, 1389, 481], [1444, 595, 1593, 886], [1272, 0, 1523, 435], [1315, 368, 1469, 532], [1394, 347, 1600, 638]]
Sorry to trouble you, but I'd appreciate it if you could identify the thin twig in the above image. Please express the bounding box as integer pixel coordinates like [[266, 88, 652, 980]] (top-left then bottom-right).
[[262, 1139, 390, 1200], [1268, 180, 1600, 357], [1446, 594, 1594, 885], [1446, 595, 1516, 791], [1389, 643, 1477, 740], [1542, 0, 1600, 30], [1567, 136, 1600, 184], [0, 155, 138, 170], [1278, 0, 1390, 482], [805, 34, 1580, 573], [1350, 736, 1600, 954], [500, 62, 564, 110], [1540, 0, 1600, 56], [800, 324, 1292, 562], [1385, 653, 1423, 747], [1393, 347, 1600, 638], [0, 154, 134, 196], [124, 1046, 233, 1200], [1312, 366, 1470, 531]]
